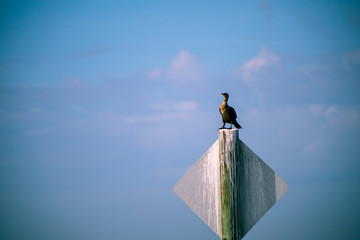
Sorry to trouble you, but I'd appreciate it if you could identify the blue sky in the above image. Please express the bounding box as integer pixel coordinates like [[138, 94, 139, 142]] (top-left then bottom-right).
[[1, 0, 359, 239]]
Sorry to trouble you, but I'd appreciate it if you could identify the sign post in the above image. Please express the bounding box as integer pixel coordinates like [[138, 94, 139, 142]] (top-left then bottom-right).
[[174, 129, 288, 239]]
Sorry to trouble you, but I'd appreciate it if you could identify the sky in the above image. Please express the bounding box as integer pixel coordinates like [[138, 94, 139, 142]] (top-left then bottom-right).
[[0, 0, 359, 239]]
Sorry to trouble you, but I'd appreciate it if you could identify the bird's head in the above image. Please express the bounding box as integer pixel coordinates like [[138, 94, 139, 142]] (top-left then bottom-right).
[[221, 93, 229, 100]]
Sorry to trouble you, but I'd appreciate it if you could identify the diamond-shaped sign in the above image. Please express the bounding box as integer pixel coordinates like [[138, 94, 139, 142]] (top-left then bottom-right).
[[173, 129, 287, 239]]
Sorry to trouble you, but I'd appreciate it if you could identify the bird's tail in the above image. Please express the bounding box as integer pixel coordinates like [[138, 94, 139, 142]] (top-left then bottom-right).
[[233, 121, 242, 129]]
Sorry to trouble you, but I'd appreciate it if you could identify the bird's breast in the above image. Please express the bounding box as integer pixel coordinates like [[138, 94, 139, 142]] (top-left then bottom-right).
[[219, 101, 227, 114]]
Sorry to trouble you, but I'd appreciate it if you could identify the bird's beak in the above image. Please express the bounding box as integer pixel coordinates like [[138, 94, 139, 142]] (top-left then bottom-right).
[[221, 93, 225, 96]]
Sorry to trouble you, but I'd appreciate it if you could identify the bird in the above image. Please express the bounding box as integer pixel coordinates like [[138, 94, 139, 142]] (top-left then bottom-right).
[[219, 93, 242, 129]]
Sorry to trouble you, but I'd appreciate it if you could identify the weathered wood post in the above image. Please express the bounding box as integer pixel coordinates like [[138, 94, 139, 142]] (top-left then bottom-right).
[[219, 129, 239, 240]]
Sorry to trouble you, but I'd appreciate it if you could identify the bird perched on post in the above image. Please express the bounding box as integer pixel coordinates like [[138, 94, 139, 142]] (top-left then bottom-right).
[[219, 93, 242, 129]]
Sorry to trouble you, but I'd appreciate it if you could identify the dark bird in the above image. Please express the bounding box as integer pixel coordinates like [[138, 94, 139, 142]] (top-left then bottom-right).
[[219, 93, 242, 129]]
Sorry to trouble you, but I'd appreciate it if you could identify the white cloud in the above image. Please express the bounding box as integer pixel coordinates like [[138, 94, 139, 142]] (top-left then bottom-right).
[[149, 50, 206, 84], [148, 68, 162, 80], [305, 104, 360, 128], [237, 46, 280, 82], [309, 104, 323, 114], [119, 100, 199, 125], [342, 48, 360, 70], [325, 105, 360, 127], [167, 50, 205, 83]]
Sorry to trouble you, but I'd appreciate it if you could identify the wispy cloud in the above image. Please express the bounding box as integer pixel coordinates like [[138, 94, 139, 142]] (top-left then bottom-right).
[[236, 46, 280, 82], [342, 48, 360, 71], [150, 100, 198, 112], [148, 68, 162, 80], [167, 50, 205, 83], [149, 50, 206, 84], [68, 43, 111, 59]]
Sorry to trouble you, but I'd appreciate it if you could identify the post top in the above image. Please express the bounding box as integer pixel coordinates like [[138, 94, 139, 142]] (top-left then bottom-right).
[[218, 128, 239, 132]]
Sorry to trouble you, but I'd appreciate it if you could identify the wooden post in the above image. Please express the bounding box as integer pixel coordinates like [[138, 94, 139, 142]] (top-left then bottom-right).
[[219, 129, 239, 240]]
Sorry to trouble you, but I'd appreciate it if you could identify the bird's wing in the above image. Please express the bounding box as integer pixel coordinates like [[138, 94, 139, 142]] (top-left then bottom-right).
[[228, 106, 237, 119]]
